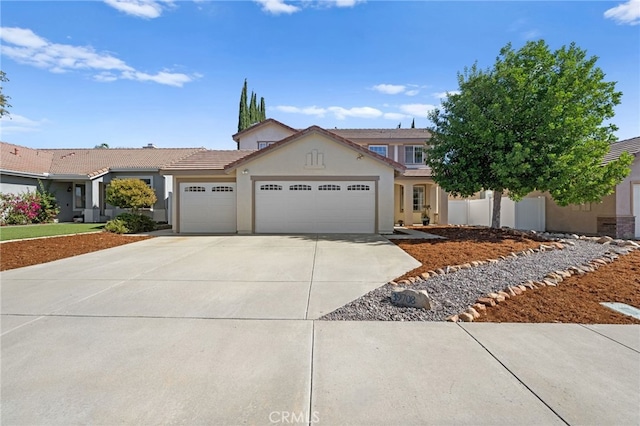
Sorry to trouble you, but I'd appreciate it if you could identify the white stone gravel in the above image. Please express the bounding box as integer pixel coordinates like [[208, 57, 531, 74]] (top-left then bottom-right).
[[320, 240, 631, 322]]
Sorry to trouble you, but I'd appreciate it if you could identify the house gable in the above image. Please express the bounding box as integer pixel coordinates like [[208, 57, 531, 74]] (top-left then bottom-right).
[[232, 119, 297, 150]]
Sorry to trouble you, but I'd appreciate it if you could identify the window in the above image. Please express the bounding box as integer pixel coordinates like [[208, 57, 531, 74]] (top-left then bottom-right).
[[289, 184, 312, 191], [260, 184, 282, 191], [257, 141, 275, 149], [405, 145, 425, 164], [212, 186, 234, 192], [184, 186, 206, 192], [347, 184, 370, 191], [413, 186, 425, 212], [74, 184, 86, 209], [368, 145, 388, 157], [318, 184, 341, 191]]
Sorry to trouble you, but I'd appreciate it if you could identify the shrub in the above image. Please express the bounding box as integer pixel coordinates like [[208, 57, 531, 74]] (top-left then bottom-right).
[[104, 218, 129, 234], [35, 180, 60, 223], [106, 178, 157, 213], [115, 212, 156, 233]]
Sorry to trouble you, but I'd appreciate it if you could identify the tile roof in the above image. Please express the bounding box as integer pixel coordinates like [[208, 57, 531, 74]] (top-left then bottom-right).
[[160, 150, 256, 170], [402, 168, 433, 177], [224, 126, 406, 173], [1, 141, 205, 177], [1, 142, 54, 175], [232, 118, 297, 142], [603, 136, 640, 164], [330, 128, 432, 140]]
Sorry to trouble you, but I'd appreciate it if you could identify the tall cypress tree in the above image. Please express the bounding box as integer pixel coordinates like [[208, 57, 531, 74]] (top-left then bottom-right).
[[259, 97, 266, 121], [411, 118, 415, 128], [249, 92, 258, 124], [238, 79, 248, 132]]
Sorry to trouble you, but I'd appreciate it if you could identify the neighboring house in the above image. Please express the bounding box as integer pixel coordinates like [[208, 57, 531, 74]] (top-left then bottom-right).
[[534, 136, 640, 238], [0, 141, 204, 223], [159, 120, 446, 234]]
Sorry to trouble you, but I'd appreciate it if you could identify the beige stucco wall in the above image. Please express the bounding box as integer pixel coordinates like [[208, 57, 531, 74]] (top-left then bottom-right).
[[531, 191, 616, 235], [237, 123, 296, 150], [234, 132, 396, 233], [616, 155, 640, 216]]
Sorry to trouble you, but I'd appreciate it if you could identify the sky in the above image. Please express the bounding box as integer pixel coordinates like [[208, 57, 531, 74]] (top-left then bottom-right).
[[0, 0, 639, 150]]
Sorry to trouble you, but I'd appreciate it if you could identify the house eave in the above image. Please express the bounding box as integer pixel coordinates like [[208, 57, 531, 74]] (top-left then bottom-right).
[[0, 169, 50, 179]]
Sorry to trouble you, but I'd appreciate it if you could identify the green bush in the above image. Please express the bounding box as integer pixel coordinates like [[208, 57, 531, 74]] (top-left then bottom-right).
[[115, 212, 156, 233], [104, 219, 129, 234]]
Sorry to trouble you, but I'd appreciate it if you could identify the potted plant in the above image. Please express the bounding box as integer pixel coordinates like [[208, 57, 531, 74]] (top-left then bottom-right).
[[421, 205, 431, 226]]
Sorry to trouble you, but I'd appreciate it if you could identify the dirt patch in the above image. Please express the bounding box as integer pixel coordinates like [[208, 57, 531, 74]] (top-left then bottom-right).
[[394, 226, 544, 280], [476, 250, 640, 324], [0, 232, 152, 271]]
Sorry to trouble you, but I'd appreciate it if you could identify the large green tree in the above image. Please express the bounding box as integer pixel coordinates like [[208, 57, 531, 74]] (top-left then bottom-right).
[[237, 79, 267, 132], [238, 79, 249, 132], [426, 40, 633, 228], [0, 71, 11, 118]]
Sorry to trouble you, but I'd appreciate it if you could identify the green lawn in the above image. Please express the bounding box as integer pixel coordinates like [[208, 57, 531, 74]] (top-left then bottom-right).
[[0, 223, 106, 241]]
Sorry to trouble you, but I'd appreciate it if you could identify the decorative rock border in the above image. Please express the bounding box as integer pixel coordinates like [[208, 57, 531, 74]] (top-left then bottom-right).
[[446, 234, 639, 323], [386, 230, 639, 323]]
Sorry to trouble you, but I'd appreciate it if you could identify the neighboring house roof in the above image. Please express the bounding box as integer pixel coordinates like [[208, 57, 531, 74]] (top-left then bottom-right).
[[160, 150, 256, 171], [1, 142, 54, 176], [604, 136, 640, 164], [330, 128, 431, 140], [0, 141, 205, 178], [225, 126, 406, 173], [231, 118, 297, 143], [45, 148, 206, 177]]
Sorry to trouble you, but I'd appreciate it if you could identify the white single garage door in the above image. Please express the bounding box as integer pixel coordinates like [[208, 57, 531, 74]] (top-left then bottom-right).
[[180, 183, 236, 233], [255, 180, 375, 233]]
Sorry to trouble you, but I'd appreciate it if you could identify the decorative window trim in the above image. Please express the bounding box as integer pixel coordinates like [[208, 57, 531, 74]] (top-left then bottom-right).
[[289, 184, 312, 191], [368, 145, 388, 157], [184, 186, 206, 192], [212, 186, 234, 192], [260, 184, 283, 191], [405, 145, 425, 165], [319, 184, 341, 191], [347, 184, 370, 191], [257, 141, 275, 149]]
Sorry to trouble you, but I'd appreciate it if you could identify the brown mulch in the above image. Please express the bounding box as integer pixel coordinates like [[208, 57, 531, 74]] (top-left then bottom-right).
[[476, 250, 640, 324], [0, 232, 152, 271], [394, 226, 544, 280], [392, 226, 640, 324]]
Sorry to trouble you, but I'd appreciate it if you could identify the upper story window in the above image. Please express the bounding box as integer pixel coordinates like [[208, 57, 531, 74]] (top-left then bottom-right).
[[257, 141, 275, 149], [368, 145, 388, 157], [405, 145, 425, 164]]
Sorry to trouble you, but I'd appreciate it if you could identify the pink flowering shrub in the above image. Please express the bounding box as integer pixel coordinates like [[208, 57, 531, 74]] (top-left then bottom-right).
[[0, 182, 59, 225]]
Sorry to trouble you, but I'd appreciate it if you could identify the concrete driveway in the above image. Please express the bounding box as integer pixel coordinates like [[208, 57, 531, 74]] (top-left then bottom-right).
[[2, 235, 639, 425]]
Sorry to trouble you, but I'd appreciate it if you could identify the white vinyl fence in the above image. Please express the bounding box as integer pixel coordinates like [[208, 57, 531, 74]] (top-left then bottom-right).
[[448, 196, 545, 231]]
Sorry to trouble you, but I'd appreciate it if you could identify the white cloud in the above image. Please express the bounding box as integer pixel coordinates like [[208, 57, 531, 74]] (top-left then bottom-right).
[[327, 106, 382, 119], [274, 105, 326, 116], [326, 0, 365, 7], [383, 112, 408, 120], [404, 89, 419, 96], [399, 103, 437, 118], [372, 84, 406, 95], [255, 0, 301, 15], [0, 27, 197, 87], [0, 114, 47, 135], [433, 90, 460, 99], [604, 0, 640, 25], [104, 0, 174, 19]]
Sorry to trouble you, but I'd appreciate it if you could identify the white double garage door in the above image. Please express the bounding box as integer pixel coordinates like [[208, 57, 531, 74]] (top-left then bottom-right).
[[180, 180, 375, 234]]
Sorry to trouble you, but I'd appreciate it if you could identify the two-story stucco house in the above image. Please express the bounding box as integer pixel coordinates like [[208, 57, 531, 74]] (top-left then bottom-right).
[[160, 119, 448, 234]]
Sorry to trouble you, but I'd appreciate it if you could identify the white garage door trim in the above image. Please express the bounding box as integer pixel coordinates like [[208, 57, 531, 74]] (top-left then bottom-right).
[[253, 178, 377, 234], [179, 182, 237, 233]]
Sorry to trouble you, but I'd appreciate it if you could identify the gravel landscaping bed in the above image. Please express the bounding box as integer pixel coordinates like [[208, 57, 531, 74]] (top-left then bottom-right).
[[320, 240, 632, 322]]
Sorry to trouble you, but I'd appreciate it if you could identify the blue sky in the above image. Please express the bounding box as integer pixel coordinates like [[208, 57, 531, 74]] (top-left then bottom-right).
[[1, 0, 639, 149]]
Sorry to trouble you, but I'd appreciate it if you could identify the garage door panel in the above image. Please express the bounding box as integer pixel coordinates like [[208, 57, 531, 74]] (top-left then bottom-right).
[[255, 180, 375, 234], [180, 183, 236, 233]]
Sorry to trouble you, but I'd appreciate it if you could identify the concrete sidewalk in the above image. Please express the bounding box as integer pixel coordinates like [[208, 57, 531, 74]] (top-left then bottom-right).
[[2, 235, 639, 424]]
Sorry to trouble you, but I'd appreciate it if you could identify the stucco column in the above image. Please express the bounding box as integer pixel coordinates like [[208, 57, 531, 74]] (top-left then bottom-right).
[[403, 182, 414, 226], [438, 185, 448, 225]]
